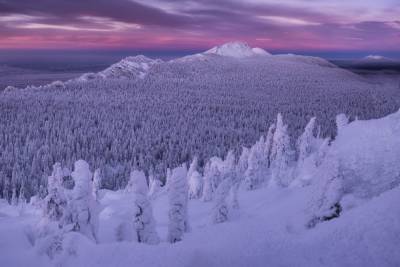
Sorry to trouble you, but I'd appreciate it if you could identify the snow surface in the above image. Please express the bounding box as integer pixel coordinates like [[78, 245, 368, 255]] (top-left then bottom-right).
[[1, 110, 400, 267]]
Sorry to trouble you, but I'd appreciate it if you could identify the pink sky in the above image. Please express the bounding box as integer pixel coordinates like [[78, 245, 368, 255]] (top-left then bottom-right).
[[0, 0, 399, 51]]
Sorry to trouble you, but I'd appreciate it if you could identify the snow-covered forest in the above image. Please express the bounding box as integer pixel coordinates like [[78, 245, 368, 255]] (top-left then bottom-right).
[[1, 42, 399, 202], [0, 42, 399, 266], [0, 108, 399, 266]]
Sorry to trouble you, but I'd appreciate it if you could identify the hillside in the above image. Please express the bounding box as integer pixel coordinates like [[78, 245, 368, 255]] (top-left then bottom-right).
[[0, 110, 399, 267], [0, 42, 399, 200]]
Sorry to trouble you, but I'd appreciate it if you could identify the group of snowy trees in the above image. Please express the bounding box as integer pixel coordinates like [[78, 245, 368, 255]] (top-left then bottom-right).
[[36, 160, 99, 258], [1, 55, 399, 204], [10, 110, 390, 260]]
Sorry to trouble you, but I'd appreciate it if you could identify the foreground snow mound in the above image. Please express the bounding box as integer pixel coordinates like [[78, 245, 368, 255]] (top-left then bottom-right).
[[204, 41, 271, 58], [332, 111, 400, 198], [78, 55, 162, 81]]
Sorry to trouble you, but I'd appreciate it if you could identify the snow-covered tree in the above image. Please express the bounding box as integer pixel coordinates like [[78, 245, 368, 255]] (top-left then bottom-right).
[[202, 157, 223, 202], [130, 170, 160, 245], [308, 156, 344, 227], [187, 156, 203, 199], [36, 163, 68, 259], [18, 181, 26, 205], [297, 117, 317, 162], [187, 156, 198, 180], [164, 168, 172, 191], [270, 114, 295, 187], [63, 160, 99, 242], [188, 171, 203, 199], [236, 147, 250, 180], [43, 163, 67, 222], [264, 123, 276, 168], [167, 165, 189, 243], [230, 147, 250, 208], [244, 136, 266, 190], [92, 168, 102, 200], [11, 187, 18, 206], [212, 177, 232, 224], [148, 176, 162, 199], [293, 117, 319, 187]]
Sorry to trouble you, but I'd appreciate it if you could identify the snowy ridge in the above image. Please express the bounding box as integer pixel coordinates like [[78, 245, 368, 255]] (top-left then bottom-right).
[[79, 55, 162, 81], [274, 54, 337, 68], [7, 41, 346, 91]]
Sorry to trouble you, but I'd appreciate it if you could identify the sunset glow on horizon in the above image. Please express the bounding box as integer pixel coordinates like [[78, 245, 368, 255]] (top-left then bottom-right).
[[0, 0, 399, 52]]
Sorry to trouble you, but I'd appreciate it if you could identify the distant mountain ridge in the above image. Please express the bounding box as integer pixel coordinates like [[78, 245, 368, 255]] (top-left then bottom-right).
[[8, 41, 359, 90]]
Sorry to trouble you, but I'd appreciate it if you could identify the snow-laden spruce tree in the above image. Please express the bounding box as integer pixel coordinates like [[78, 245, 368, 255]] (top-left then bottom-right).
[[187, 156, 198, 180], [164, 168, 172, 192], [63, 160, 99, 242], [11, 162, 24, 206], [231, 147, 250, 208], [293, 117, 319, 187], [130, 170, 160, 245], [308, 155, 344, 228], [36, 163, 68, 259], [270, 113, 295, 187], [202, 157, 223, 202], [212, 151, 235, 223], [11, 187, 18, 206], [167, 165, 189, 243], [92, 168, 102, 200], [188, 171, 203, 199], [187, 157, 203, 199], [243, 123, 275, 191], [43, 163, 67, 222], [264, 123, 276, 168], [18, 181, 26, 205], [297, 117, 317, 163], [212, 177, 232, 224], [244, 135, 269, 190], [148, 175, 162, 200], [236, 147, 250, 180]]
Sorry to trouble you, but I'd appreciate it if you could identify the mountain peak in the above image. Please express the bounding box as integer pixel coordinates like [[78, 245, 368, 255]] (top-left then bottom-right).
[[204, 41, 270, 58]]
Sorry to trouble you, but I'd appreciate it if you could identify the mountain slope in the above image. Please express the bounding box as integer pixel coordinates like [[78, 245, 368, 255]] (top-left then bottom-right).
[[78, 55, 162, 81]]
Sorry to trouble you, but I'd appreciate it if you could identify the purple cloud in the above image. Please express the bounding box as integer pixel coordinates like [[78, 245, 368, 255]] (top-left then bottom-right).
[[0, 0, 398, 51]]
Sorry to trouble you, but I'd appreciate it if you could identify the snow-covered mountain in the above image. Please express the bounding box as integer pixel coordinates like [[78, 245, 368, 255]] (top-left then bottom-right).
[[204, 41, 271, 58], [78, 55, 162, 81], [11, 41, 345, 88]]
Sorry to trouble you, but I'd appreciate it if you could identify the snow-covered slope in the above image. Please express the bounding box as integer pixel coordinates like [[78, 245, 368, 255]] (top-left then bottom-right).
[[204, 41, 270, 58], [78, 55, 162, 81], [274, 54, 337, 68], [330, 111, 400, 198]]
